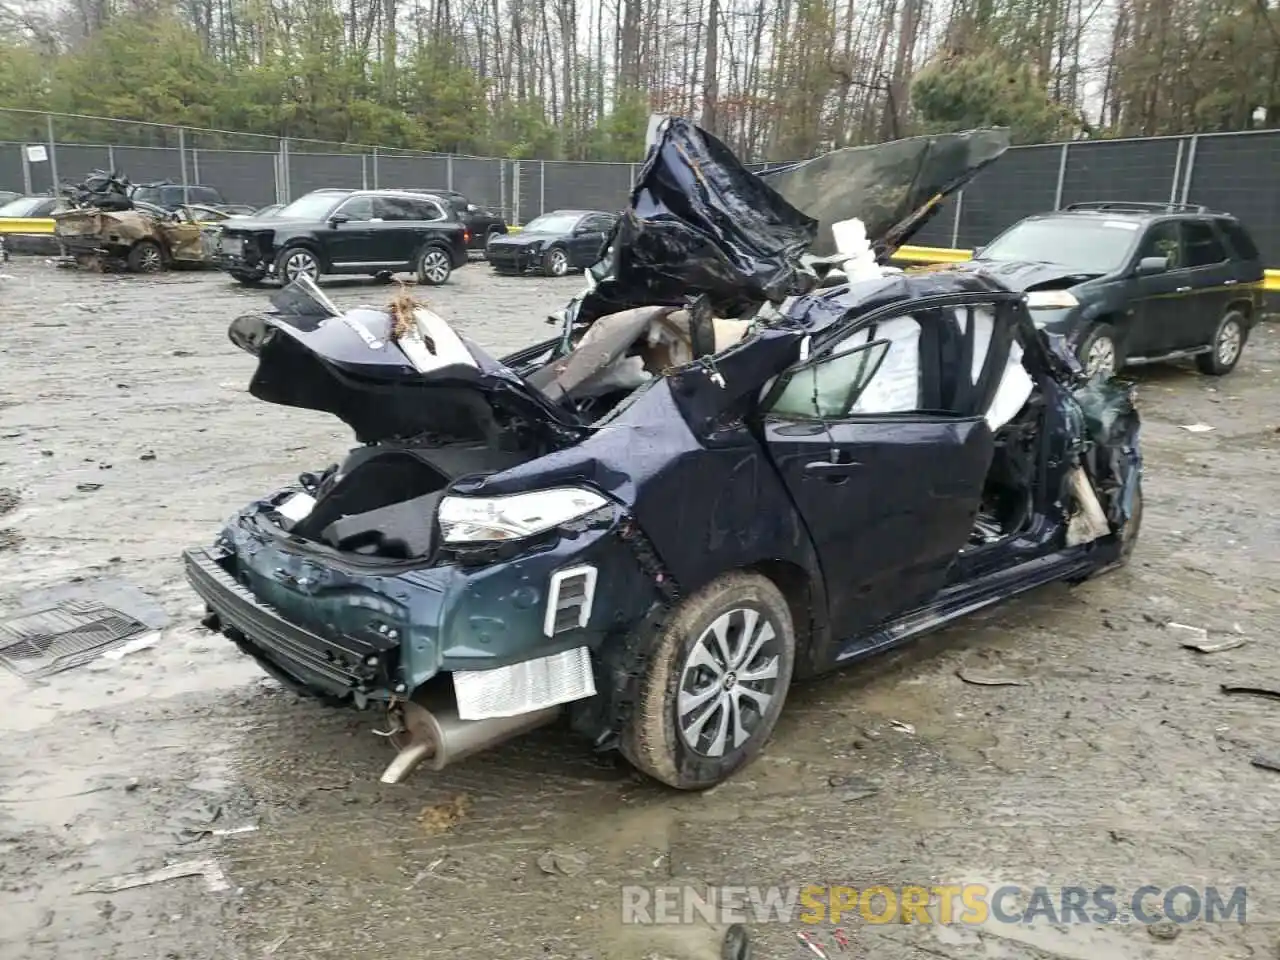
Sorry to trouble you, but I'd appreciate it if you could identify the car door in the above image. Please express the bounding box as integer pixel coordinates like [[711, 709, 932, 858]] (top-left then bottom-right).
[[371, 196, 435, 268], [1174, 220, 1235, 349], [324, 195, 377, 267], [568, 214, 611, 267], [1128, 219, 1192, 357], [760, 299, 998, 638]]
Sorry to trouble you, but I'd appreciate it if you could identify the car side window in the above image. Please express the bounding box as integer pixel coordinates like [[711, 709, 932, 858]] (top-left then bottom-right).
[[334, 196, 374, 221], [1182, 221, 1228, 268], [373, 197, 414, 221], [767, 304, 1010, 420], [1136, 222, 1183, 269], [768, 339, 894, 419], [418, 200, 445, 221], [583, 214, 614, 233]]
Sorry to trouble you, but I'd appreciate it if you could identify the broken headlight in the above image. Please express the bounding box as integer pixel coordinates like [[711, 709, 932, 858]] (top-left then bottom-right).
[[1025, 290, 1079, 309], [438, 488, 609, 544]]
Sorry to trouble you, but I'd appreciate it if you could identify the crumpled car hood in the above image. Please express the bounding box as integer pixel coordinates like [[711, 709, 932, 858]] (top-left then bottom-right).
[[571, 117, 1008, 324]]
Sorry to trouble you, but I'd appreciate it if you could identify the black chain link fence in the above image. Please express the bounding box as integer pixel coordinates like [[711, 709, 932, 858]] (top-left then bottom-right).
[[2, 112, 1278, 264]]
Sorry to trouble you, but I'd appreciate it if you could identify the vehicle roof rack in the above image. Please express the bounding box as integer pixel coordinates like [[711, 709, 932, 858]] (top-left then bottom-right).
[[1062, 200, 1211, 214]]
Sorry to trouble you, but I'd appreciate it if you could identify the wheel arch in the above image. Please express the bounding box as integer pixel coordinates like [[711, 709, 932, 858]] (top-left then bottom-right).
[[1225, 298, 1254, 321], [742, 558, 831, 679], [276, 238, 327, 271]]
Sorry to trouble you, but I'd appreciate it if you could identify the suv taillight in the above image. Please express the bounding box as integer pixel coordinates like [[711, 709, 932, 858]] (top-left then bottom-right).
[[463, 228, 471, 244]]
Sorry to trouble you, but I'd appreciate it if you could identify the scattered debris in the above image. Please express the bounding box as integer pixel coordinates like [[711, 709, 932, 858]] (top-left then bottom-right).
[[1166, 622, 1208, 641], [1147, 919, 1181, 941], [79, 858, 230, 894], [0, 579, 168, 679], [537, 846, 591, 877], [1251, 754, 1280, 773], [827, 775, 879, 802], [212, 824, 259, 837], [1220, 683, 1280, 702], [1183, 636, 1247, 654], [0, 530, 21, 552], [416, 794, 470, 835], [76, 482, 103, 492], [0, 488, 18, 516], [797, 930, 830, 959], [957, 667, 1027, 687], [888, 720, 916, 735], [1179, 423, 1214, 433], [263, 933, 291, 956], [100, 632, 159, 661], [140, 451, 157, 461]]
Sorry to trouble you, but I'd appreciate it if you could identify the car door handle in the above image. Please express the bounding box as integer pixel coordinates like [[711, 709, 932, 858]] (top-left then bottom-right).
[[1223, 279, 1237, 285], [1175, 286, 1192, 293], [804, 460, 861, 480]]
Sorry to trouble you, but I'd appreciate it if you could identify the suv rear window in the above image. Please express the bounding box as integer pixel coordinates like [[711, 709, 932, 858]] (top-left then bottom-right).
[[1217, 220, 1260, 261]]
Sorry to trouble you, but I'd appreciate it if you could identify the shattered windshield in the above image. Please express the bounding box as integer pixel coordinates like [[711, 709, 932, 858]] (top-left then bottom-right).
[[523, 213, 581, 234], [979, 218, 1138, 274], [276, 193, 346, 221]]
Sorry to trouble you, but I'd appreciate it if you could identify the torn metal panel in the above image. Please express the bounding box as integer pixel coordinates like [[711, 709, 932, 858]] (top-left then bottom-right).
[[761, 129, 1010, 259]]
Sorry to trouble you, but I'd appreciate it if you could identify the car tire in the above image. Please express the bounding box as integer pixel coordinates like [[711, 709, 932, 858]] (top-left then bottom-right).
[[1077, 323, 1120, 379], [543, 246, 570, 277], [274, 246, 320, 285], [619, 571, 796, 790], [1195, 309, 1248, 376], [416, 245, 453, 285], [127, 240, 164, 274]]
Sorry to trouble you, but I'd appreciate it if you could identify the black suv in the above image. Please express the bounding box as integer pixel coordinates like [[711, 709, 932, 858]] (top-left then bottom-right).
[[211, 189, 470, 286], [959, 201, 1264, 378], [407, 189, 508, 251]]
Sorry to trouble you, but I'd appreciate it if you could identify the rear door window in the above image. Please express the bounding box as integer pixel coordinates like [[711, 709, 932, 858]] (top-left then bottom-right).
[[1181, 221, 1228, 268]]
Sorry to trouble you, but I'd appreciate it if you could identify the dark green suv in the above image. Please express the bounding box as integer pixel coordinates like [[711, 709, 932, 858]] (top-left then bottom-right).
[[958, 201, 1265, 378]]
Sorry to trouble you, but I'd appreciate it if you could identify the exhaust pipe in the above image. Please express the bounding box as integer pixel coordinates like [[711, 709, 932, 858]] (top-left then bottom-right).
[[379, 696, 562, 784]]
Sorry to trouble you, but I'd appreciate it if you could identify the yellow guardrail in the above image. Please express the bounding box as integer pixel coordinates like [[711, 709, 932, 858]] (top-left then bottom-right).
[[0, 217, 56, 235]]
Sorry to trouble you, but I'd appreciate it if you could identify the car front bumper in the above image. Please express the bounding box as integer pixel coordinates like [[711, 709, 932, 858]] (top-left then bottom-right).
[[184, 494, 664, 708], [487, 244, 540, 271]]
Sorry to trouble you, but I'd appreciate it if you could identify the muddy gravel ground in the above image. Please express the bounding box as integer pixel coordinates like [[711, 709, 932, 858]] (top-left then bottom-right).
[[2, 258, 1280, 960]]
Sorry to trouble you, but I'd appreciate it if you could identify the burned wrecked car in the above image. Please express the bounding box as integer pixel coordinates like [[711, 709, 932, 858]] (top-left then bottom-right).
[[183, 119, 1143, 790], [53, 171, 216, 273]]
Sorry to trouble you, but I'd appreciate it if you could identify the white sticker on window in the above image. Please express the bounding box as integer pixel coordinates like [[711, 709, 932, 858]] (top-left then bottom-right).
[[1103, 220, 1140, 230]]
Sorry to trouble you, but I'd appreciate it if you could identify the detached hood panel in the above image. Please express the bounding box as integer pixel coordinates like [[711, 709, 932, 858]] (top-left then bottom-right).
[[229, 294, 581, 446], [761, 129, 1010, 258]]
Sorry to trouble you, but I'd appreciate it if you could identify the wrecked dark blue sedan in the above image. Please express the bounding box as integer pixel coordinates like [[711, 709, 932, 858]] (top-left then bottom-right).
[[183, 119, 1143, 790]]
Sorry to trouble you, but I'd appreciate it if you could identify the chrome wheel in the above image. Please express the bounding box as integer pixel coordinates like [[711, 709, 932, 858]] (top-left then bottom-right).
[[677, 608, 781, 758], [547, 248, 569, 276], [136, 245, 162, 272], [282, 249, 318, 282], [1216, 319, 1242, 367], [420, 248, 450, 284], [1085, 335, 1116, 379]]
